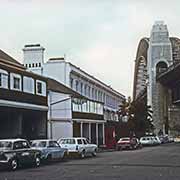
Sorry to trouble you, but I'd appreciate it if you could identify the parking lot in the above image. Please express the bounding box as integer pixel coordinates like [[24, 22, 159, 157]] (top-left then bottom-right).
[[1, 143, 180, 180]]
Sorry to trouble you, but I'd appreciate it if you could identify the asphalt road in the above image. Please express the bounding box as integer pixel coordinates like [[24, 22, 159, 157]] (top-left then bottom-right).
[[1, 143, 180, 180]]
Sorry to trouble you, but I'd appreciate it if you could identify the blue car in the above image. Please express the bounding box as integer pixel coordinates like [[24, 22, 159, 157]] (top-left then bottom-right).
[[31, 140, 68, 162]]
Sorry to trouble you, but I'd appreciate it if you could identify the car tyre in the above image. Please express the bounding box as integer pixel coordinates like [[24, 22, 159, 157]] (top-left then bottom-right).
[[92, 149, 97, 157], [10, 159, 18, 171], [80, 150, 85, 159], [35, 156, 41, 167]]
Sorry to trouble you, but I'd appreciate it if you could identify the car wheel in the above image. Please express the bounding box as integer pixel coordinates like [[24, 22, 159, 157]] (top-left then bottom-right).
[[92, 149, 97, 157], [80, 150, 85, 159], [35, 156, 41, 167], [10, 159, 18, 171]]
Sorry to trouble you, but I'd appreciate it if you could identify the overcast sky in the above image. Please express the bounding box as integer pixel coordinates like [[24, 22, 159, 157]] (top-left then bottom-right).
[[1, 0, 180, 97]]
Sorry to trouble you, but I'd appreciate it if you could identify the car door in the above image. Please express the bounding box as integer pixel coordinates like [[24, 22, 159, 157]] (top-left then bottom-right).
[[77, 139, 84, 153], [13, 141, 32, 164], [82, 139, 90, 153], [48, 141, 63, 159], [60, 139, 76, 152]]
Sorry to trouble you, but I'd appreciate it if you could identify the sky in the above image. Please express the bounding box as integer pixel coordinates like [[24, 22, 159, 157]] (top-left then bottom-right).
[[1, 0, 180, 97]]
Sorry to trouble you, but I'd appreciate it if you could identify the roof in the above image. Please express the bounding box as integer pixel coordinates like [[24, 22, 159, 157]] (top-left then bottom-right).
[[0, 49, 47, 81], [68, 62, 125, 99], [0, 49, 25, 69]]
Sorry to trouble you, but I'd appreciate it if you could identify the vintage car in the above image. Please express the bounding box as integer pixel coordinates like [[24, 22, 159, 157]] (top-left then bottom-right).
[[58, 137, 97, 158], [31, 139, 68, 162], [0, 139, 41, 170]]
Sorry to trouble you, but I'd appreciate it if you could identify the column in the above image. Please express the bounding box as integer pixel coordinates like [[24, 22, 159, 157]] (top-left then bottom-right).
[[89, 123, 91, 143], [80, 122, 83, 137], [102, 123, 105, 145], [96, 123, 99, 145]]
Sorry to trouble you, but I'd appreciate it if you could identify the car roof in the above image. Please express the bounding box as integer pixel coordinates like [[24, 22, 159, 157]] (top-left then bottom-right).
[[0, 138, 27, 143], [59, 137, 87, 140], [31, 139, 57, 142]]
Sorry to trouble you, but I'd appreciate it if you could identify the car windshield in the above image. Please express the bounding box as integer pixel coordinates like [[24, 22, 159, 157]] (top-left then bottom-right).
[[0, 141, 12, 149], [31, 141, 47, 148]]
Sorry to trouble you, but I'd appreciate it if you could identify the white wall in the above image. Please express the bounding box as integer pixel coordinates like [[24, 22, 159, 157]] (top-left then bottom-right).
[[48, 91, 72, 119], [48, 121, 73, 140], [43, 61, 71, 86], [48, 91, 73, 139]]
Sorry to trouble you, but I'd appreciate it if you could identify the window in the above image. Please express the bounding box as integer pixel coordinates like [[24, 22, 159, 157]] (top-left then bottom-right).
[[88, 86, 91, 97], [82, 139, 87, 145], [77, 139, 83, 144], [13, 141, 29, 150], [37, 82, 42, 94], [70, 78, 74, 88], [0, 70, 8, 89], [75, 81, 79, 92], [23, 76, 34, 94], [48, 141, 59, 147], [84, 85, 87, 96], [13, 77, 20, 89], [36, 80, 46, 96], [31, 141, 46, 148], [10, 73, 21, 91], [60, 139, 75, 144], [80, 82, 83, 94]]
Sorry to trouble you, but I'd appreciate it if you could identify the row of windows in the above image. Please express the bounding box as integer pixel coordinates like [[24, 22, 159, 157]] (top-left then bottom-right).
[[0, 69, 46, 96], [72, 98, 103, 115], [70, 77, 120, 109], [24, 63, 41, 68]]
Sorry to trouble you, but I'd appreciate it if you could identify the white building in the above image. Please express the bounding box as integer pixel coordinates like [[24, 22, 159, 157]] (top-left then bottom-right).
[[23, 44, 125, 147]]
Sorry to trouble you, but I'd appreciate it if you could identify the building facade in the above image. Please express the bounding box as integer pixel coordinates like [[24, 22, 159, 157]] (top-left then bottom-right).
[[0, 49, 48, 139], [47, 78, 105, 145], [23, 45, 125, 147]]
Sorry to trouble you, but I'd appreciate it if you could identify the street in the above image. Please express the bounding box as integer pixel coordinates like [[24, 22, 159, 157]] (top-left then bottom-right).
[[1, 143, 180, 180]]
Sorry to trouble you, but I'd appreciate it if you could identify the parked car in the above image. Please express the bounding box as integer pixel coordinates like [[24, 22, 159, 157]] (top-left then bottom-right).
[[0, 139, 41, 170], [158, 135, 169, 144], [58, 137, 97, 158], [31, 140, 68, 162], [152, 136, 161, 145], [168, 136, 174, 143], [140, 136, 154, 146], [116, 137, 141, 150], [174, 136, 180, 143]]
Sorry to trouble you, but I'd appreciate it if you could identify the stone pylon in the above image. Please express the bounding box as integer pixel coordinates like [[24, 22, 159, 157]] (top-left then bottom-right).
[[147, 21, 173, 135]]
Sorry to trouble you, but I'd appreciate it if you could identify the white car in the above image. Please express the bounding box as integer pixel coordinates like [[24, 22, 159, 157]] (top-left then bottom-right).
[[140, 136, 154, 146], [152, 136, 161, 145], [58, 137, 97, 158]]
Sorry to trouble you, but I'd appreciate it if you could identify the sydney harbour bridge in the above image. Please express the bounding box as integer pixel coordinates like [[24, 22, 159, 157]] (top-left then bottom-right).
[[133, 21, 180, 136]]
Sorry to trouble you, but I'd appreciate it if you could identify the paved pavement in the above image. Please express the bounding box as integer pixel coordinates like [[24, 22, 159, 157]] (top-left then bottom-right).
[[1, 143, 180, 180]]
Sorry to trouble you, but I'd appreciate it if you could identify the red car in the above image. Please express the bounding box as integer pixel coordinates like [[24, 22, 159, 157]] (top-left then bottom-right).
[[116, 137, 140, 151]]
